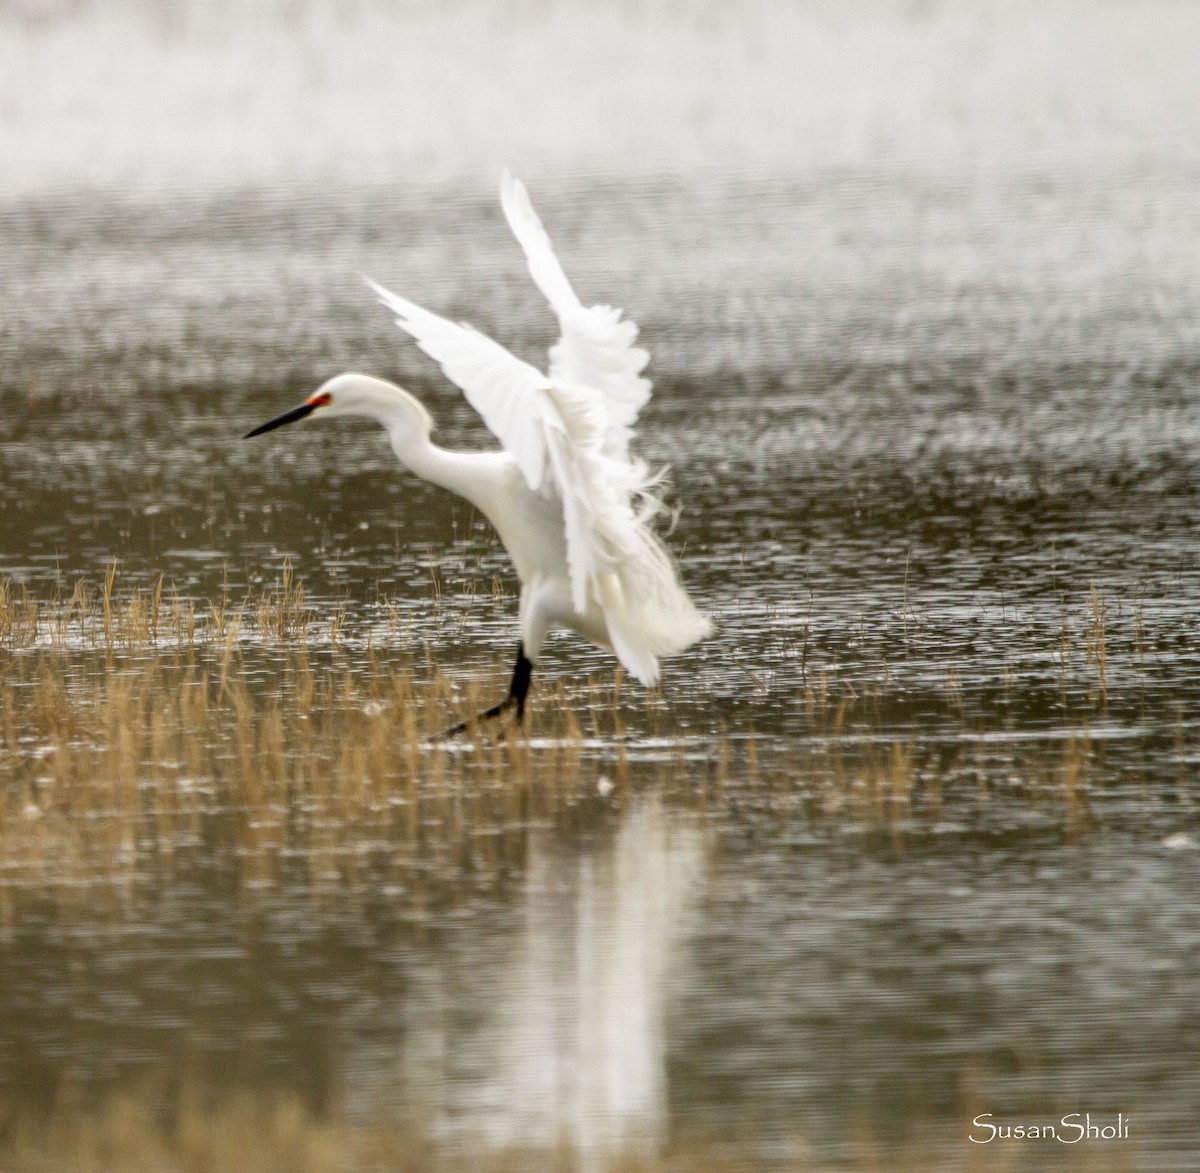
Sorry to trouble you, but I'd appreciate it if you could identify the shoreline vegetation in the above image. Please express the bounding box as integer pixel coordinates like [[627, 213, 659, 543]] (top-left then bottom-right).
[[0, 568, 1180, 1171], [0, 1082, 1139, 1173], [0, 566, 1185, 917], [0, 561, 1180, 921]]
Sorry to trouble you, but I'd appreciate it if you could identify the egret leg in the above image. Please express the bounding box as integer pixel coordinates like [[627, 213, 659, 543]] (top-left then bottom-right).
[[438, 642, 533, 737]]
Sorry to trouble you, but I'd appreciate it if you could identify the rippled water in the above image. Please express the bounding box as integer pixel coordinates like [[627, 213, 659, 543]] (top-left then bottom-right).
[[3, 0, 1200, 1167]]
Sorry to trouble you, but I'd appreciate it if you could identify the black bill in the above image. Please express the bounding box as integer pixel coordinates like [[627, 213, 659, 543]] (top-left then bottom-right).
[[243, 401, 317, 438]]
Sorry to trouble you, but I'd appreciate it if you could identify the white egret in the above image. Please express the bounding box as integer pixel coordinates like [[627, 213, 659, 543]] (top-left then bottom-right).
[[245, 172, 711, 731]]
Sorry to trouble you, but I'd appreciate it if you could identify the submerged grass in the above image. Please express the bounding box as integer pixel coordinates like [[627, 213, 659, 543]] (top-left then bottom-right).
[[0, 569, 1180, 921], [0, 1082, 1137, 1173], [0, 646, 601, 916], [0, 559, 328, 654], [0, 572, 1177, 1172]]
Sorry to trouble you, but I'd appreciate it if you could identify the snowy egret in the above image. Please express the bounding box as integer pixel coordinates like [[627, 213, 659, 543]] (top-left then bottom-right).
[[245, 172, 710, 731]]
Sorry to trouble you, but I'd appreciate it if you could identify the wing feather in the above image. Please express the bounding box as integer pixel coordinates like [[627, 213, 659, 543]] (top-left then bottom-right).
[[369, 276, 642, 612], [499, 170, 582, 315], [366, 278, 551, 493], [500, 171, 652, 463], [365, 176, 700, 660]]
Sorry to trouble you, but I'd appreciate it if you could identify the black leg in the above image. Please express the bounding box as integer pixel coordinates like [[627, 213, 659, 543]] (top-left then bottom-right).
[[509, 646, 533, 719], [437, 642, 534, 737]]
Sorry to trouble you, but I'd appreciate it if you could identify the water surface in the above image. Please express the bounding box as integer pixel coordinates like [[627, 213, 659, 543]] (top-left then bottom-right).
[[2, 1, 1200, 1166]]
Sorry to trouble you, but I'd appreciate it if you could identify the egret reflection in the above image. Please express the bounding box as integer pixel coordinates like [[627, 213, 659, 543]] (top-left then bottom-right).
[[373, 800, 705, 1162]]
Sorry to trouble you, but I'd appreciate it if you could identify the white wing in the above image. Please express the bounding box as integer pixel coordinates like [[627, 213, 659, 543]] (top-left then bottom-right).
[[368, 277, 650, 615], [366, 278, 555, 493], [500, 171, 652, 463], [368, 175, 710, 677]]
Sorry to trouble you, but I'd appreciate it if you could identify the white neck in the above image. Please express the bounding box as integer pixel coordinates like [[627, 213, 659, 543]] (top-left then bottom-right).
[[317, 373, 511, 526], [385, 420, 509, 522]]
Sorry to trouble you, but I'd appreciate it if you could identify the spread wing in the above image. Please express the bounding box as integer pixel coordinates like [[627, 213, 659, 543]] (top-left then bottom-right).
[[366, 278, 556, 493], [367, 278, 650, 615], [499, 171, 652, 464]]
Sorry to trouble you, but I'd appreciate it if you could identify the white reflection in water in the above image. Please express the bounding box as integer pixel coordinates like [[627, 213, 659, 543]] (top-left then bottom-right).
[[370, 799, 705, 1161]]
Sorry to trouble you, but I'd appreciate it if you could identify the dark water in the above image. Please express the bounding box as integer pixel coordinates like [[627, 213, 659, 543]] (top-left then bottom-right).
[[3, 0, 1200, 1166]]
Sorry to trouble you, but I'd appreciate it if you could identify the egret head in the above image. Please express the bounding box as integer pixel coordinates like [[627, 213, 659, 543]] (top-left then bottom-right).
[[244, 373, 432, 439]]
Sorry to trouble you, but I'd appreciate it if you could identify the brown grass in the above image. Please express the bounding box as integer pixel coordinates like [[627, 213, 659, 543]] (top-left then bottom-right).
[[0, 571, 1152, 920], [0, 574, 1161, 1173], [0, 1083, 1140, 1173]]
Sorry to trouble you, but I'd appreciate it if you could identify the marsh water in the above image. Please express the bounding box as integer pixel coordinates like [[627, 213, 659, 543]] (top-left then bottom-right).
[[3, 1, 1200, 1167]]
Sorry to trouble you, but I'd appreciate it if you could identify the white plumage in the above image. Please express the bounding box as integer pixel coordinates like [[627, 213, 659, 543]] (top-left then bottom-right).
[[246, 172, 710, 725]]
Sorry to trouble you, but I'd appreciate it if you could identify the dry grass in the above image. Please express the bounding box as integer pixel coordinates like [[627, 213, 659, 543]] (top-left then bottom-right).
[[0, 574, 1165, 1173], [0, 1089, 1142, 1170], [0, 560, 330, 654], [0, 570, 731, 921], [0, 646, 608, 917], [0, 1083, 1139, 1173], [0, 571, 1149, 920]]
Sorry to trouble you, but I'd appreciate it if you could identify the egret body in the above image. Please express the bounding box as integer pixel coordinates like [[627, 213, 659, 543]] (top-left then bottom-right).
[[245, 173, 710, 729]]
